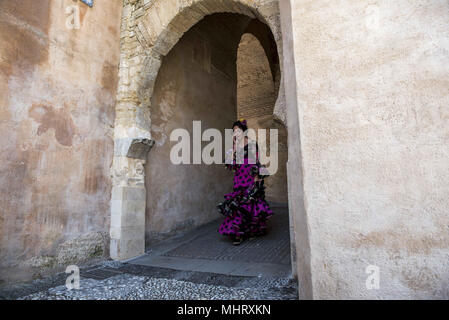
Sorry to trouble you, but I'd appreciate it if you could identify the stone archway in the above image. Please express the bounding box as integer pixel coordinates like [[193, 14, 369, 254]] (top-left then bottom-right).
[[110, 0, 305, 291]]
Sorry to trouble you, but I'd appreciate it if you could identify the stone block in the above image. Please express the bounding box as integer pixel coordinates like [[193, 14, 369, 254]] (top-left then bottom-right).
[[114, 137, 154, 159], [110, 226, 145, 261], [121, 200, 146, 227], [127, 138, 155, 159]]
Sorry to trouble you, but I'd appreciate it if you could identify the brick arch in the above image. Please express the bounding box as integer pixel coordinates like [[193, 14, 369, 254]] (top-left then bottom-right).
[[242, 19, 280, 92], [240, 19, 282, 122], [110, 0, 287, 261]]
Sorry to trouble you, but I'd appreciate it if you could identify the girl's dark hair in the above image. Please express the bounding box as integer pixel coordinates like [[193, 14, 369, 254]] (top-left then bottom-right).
[[232, 119, 248, 132]]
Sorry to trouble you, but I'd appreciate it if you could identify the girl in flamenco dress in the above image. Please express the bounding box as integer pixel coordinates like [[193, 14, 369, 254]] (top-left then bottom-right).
[[217, 119, 274, 245]]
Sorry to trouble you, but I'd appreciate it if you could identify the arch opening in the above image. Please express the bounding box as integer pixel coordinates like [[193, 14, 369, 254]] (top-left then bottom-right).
[[110, 1, 305, 290], [134, 12, 293, 279]]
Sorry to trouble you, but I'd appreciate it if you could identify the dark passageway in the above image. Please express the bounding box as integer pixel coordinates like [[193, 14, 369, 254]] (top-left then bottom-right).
[[141, 12, 292, 279]]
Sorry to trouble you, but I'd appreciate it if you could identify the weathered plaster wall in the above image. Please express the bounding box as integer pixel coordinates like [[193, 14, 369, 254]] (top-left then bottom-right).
[[283, 0, 449, 299], [0, 0, 122, 284], [279, 0, 311, 298], [145, 14, 247, 244], [237, 33, 288, 204]]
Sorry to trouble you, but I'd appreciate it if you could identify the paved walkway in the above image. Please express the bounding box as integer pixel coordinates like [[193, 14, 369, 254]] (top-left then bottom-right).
[[127, 205, 292, 277]]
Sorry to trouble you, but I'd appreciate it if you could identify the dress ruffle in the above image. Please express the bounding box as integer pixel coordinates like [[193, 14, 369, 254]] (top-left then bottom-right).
[[217, 180, 274, 237]]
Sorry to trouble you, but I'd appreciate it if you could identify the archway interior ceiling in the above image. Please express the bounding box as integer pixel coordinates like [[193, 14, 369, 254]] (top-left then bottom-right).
[[141, 13, 281, 112], [154, 13, 281, 101]]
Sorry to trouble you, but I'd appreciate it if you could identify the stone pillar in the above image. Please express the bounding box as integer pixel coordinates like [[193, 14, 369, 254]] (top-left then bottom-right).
[[110, 83, 154, 260], [110, 129, 154, 260], [110, 97, 154, 261], [110, 0, 154, 261]]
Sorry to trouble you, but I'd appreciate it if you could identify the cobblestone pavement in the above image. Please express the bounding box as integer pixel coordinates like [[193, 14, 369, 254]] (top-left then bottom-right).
[[1, 261, 298, 300], [1, 206, 297, 300]]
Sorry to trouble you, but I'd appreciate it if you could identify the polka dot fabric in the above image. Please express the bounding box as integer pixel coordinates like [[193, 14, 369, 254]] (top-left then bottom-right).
[[217, 143, 274, 239]]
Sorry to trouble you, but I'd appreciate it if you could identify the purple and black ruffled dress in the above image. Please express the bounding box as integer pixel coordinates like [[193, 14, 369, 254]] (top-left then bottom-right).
[[217, 142, 274, 239]]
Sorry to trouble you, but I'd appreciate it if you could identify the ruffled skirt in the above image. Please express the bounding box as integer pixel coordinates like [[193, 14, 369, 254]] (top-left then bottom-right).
[[217, 181, 274, 238]]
